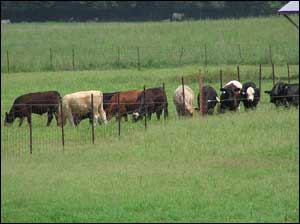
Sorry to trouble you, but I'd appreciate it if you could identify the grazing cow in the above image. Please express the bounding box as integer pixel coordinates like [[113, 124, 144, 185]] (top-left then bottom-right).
[[132, 87, 168, 121], [219, 80, 242, 112], [57, 90, 107, 127], [106, 90, 142, 121], [240, 81, 260, 110], [4, 91, 61, 127], [197, 85, 219, 115], [265, 82, 299, 107], [173, 85, 195, 116], [72, 92, 125, 126]]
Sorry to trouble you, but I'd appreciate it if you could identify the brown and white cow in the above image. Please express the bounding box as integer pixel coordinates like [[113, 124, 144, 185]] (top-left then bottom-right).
[[173, 85, 195, 116], [57, 90, 107, 127]]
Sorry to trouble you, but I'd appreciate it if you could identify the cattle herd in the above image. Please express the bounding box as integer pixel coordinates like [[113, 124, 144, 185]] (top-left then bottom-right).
[[4, 80, 299, 129]]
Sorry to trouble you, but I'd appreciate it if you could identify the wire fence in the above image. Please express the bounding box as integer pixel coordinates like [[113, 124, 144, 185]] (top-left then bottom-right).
[[1, 43, 299, 73], [1, 74, 299, 160]]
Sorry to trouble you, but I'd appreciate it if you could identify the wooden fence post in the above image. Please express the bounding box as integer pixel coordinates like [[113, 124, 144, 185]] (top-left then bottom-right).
[[91, 94, 95, 144], [287, 63, 290, 84], [6, 50, 10, 73]]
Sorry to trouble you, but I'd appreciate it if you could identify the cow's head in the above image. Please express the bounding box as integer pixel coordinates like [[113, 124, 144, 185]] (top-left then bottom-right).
[[241, 87, 256, 102], [265, 82, 286, 105], [4, 111, 15, 126], [220, 87, 240, 111]]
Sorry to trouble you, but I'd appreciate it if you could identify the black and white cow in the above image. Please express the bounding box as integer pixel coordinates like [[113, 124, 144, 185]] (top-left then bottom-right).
[[219, 80, 242, 113], [197, 85, 219, 115], [240, 81, 260, 110], [265, 81, 299, 107]]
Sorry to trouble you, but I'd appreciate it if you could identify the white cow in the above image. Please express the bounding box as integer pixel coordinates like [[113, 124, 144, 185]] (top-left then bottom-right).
[[58, 90, 107, 127], [173, 85, 195, 116]]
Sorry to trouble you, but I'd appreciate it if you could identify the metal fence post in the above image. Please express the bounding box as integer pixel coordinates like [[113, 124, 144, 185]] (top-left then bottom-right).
[[162, 82, 167, 120], [220, 70, 223, 89], [50, 48, 53, 70], [238, 44, 243, 64], [137, 47, 141, 71], [198, 70, 204, 117], [259, 64, 262, 96], [6, 50, 10, 74], [181, 76, 185, 116], [117, 92, 121, 137], [237, 65, 240, 82], [60, 97, 65, 149], [179, 46, 184, 65], [117, 47, 120, 68], [91, 94, 95, 144], [143, 86, 147, 130], [269, 44, 273, 64], [287, 63, 290, 84], [272, 63, 275, 86], [204, 43, 207, 67], [72, 48, 75, 70], [29, 106, 32, 156]]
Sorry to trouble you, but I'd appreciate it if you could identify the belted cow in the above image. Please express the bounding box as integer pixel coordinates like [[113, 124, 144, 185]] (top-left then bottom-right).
[[240, 81, 260, 110], [265, 82, 299, 107], [219, 80, 242, 112], [173, 85, 195, 116], [132, 87, 168, 121], [57, 90, 107, 127], [4, 91, 61, 127]]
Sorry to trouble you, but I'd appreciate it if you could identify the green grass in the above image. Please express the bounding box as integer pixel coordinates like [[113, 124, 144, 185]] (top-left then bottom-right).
[[1, 15, 299, 73], [1, 64, 299, 222]]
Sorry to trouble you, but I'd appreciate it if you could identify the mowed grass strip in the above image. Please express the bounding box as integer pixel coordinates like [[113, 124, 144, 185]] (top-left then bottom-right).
[[1, 105, 299, 222], [1, 15, 299, 73]]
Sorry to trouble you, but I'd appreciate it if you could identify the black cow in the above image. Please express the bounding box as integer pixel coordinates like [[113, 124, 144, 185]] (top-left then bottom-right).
[[132, 87, 168, 121], [4, 91, 61, 127], [219, 80, 242, 113], [197, 85, 219, 115], [265, 81, 299, 107], [240, 81, 260, 110]]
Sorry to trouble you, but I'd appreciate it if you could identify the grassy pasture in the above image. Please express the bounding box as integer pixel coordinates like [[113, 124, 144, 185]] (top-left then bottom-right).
[[1, 15, 299, 73], [1, 64, 299, 222]]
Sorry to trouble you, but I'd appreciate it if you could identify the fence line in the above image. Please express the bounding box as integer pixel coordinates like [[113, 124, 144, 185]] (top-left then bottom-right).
[[1, 44, 299, 73]]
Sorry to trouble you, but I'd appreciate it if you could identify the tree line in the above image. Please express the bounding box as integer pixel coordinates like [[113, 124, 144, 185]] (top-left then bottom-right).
[[1, 1, 288, 22]]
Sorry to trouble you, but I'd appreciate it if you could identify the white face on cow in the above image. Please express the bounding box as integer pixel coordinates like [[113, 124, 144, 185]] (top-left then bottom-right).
[[246, 87, 255, 101]]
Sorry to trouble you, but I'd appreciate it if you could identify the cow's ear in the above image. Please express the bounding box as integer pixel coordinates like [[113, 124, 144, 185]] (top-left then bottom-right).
[[264, 90, 270, 94], [220, 88, 225, 91]]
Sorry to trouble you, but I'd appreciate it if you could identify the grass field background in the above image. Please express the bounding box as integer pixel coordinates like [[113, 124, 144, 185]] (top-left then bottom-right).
[[1, 15, 299, 73], [1, 15, 299, 223]]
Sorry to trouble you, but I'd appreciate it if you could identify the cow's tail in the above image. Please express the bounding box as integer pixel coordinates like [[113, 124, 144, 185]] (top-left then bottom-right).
[[98, 92, 107, 125]]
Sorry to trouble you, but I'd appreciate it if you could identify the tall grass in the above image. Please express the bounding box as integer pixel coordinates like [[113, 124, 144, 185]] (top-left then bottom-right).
[[1, 15, 299, 73]]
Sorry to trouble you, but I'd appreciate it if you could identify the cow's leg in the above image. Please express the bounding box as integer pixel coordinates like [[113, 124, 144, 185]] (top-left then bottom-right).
[[124, 114, 128, 122], [67, 111, 75, 128], [47, 112, 53, 126], [156, 110, 162, 120], [19, 117, 25, 127], [26, 115, 32, 126]]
